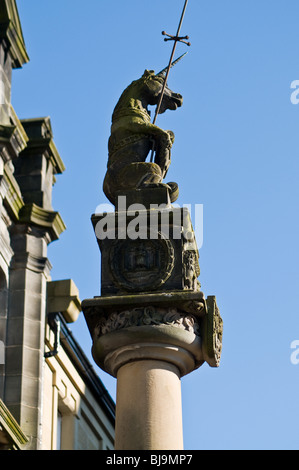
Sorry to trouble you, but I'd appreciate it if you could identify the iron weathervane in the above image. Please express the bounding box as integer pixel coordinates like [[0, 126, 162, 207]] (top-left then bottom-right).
[[150, 0, 191, 161]]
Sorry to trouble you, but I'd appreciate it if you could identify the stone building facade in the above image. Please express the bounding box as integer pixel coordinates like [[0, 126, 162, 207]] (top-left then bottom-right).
[[0, 0, 115, 450]]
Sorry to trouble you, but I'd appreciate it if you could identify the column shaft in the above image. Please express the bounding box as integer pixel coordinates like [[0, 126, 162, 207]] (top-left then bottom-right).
[[115, 359, 184, 450]]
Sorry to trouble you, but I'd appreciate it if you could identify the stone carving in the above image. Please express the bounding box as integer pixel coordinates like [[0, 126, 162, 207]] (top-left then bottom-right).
[[183, 250, 200, 291], [103, 70, 183, 205], [109, 235, 174, 292], [202, 296, 223, 368], [213, 304, 223, 366], [178, 297, 206, 317], [95, 306, 200, 337]]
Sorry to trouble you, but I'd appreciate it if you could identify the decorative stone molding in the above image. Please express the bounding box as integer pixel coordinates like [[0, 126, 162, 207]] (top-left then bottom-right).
[[94, 306, 200, 337], [0, 107, 28, 159], [182, 250, 200, 291], [0, 231, 14, 266], [202, 296, 223, 368], [20, 118, 65, 175], [82, 290, 207, 332], [0, 0, 29, 68], [104, 342, 196, 379], [92, 207, 202, 296], [83, 294, 206, 378], [0, 124, 26, 161], [2, 163, 23, 220], [19, 203, 66, 241], [10, 251, 52, 275]]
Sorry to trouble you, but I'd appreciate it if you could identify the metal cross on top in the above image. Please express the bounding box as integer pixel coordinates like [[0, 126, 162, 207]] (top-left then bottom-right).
[[162, 31, 191, 48], [152, 0, 191, 127]]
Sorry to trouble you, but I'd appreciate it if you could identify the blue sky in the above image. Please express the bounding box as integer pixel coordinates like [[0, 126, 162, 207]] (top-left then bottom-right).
[[13, 0, 299, 450]]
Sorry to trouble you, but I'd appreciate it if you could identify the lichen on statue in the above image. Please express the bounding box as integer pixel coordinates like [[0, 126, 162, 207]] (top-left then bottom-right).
[[103, 70, 183, 205]]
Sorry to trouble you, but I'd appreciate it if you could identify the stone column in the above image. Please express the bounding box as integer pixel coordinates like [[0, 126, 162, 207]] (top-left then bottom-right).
[[105, 317, 204, 450], [83, 195, 223, 450], [115, 360, 184, 450], [83, 292, 223, 450], [84, 304, 200, 450]]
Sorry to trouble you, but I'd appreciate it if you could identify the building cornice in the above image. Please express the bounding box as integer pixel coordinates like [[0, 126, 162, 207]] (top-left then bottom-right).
[[2, 161, 23, 220], [19, 203, 66, 241], [0, 108, 28, 161], [0, 0, 29, 68], [20, 118, 65, 175]]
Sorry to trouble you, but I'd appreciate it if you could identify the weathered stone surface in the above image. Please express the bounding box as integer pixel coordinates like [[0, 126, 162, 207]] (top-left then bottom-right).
[[82, 289, 222, 377], [83, 290, 206, 332], [83, 202, 223, 372], [202, 296, 223, 368], [14, 118, 65, 211], [115, 360, 184, 450], [103, 70, 182, 206], [115, 186, 171, 210], [0, 1, 29, 125], [92, 207, 201, 296], [0, 0, 29, 68], [47, 279, 81, 323]]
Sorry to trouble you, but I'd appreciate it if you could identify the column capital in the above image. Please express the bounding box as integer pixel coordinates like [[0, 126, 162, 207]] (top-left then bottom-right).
[[83, 293, 205, 378], [83, 291, 223, 376]]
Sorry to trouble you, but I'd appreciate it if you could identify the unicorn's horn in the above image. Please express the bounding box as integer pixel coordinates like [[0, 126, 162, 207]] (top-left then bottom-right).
[[156, 52, 188, 77]]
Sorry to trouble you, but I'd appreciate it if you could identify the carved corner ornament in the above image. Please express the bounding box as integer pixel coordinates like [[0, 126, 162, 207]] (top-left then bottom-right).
[[202, 296, 223, 367]]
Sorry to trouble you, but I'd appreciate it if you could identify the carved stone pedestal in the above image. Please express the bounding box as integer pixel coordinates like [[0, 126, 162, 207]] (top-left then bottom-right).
[[82, 196, 223, 450]]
